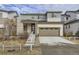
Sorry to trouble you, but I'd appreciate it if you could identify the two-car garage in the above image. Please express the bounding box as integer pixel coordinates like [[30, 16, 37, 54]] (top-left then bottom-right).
[[37, 23, 64, 45], [37, 23, 63, 37], [39, 27, 60, 36]]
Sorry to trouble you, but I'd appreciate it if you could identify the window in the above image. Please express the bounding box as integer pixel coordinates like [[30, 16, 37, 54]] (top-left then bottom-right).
[[38, 16, 45, 19], [32, 17, 34, 19], [38, 16, 39, 19], [52, 14, 56, 17], [66, 25, 67, 29], [69, 25, 70, 28], [66, 17, 68, 20]]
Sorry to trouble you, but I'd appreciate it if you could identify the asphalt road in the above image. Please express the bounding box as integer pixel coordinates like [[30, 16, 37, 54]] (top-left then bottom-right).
[[41, 44, 79, 55]]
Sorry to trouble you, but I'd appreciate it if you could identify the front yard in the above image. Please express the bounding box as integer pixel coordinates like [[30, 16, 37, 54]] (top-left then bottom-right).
[[0, 46, 41, 55], [64, 37, 79, 44], [0, 38, 41, 55], [0, 36, 79, 55], [0, 39, 26, 46]]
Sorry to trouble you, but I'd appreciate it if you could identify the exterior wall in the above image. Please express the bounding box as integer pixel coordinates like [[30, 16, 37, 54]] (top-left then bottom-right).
[[63, 12, 79, 36], [76, 13, 79, 19], [8, 13, 17, 19], [2, 12, 8, 18], [61, 16, 65, 22], [17, 17, 24, 35], [0, 11, 8, 18], [66, 12, 76, 21], [47, 13, 62, 22], [0, 11, 17, 19], [16, 12, 63, 36], [37, 23, 63, 36], [64, 22, 79, 35], [20, 14, 46, 21], [27, 24, 31, 34]]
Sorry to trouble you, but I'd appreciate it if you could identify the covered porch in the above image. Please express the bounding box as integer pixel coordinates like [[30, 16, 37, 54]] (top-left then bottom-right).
[[21, 20, 37, 35]]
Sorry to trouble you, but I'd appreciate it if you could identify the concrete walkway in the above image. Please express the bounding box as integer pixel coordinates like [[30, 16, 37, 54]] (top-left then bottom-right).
[[39, 37, 75, 45]]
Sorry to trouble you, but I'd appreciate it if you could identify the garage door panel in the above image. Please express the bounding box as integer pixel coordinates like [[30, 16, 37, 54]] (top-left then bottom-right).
[[39, 28, 60, 36]]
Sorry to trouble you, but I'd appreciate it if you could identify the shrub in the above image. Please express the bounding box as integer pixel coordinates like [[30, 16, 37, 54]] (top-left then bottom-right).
[[9, 36, 17, 40], [18, 32, 29, 39], [64, 32, 73, 37], [75, 31, 79, 37]]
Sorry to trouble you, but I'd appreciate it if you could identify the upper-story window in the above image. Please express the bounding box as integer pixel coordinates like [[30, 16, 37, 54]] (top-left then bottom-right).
[[38, 16, 45, 19], [0, 13, 2, 18], [31, 16, 34, 19], [66, 25, 67, 29], [38, 16, 39, 19], [66, 16, 69, 20], [69, 24, 70, 28], [52, 14, 56, 17]]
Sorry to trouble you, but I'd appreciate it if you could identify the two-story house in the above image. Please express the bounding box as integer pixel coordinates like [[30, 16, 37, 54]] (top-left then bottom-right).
[[16, 11, 63, 38], [62, 10, 79, 36], [0, 9, 18, 36]]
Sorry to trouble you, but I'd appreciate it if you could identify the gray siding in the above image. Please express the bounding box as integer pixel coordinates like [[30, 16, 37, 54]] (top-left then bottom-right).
[[47, 13, 62, 22], [64, 22, 79, 35], [19, 14, 46, 21], [66, 12, 76, 21]]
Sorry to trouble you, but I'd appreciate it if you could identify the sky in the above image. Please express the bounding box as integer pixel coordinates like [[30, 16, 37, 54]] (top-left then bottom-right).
[[0, 4, 79, 14]]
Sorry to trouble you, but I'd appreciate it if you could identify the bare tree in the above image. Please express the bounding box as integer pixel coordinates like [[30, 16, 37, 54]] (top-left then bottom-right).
[[5, 19, 16, 36]]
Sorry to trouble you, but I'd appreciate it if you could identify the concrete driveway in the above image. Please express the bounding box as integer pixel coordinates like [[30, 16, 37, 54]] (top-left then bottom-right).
[[39, 37, 75, 45]]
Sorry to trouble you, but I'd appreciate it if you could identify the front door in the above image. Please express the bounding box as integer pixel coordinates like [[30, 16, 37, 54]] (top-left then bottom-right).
[[31, 23, 35, 34]]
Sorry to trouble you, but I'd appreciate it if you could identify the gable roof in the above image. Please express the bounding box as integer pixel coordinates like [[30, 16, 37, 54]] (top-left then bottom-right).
[[64, 19, 79, 24], [21, 13, 45, 15], [65, 9, 79, 14], [0, 9, 17, 14], [20, 11, 62, 15], [46, 11, 62, 13], [0, 9, 18, 17], [0, 9, 16, 13], [61, 14, 70, 17]]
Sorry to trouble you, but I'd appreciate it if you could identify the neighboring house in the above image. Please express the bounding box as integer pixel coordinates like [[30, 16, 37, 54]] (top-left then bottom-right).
[[16, 11, 63, 38], [62, 10, 79, 36], [0, 10, 18, 36]]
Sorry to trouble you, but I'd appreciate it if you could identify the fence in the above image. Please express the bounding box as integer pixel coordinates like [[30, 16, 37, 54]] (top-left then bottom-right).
[[0, 44, 33, 55]]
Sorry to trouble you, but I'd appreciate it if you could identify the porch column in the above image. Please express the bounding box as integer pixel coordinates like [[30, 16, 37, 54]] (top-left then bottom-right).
[[60, 25, 63, 36], [35, 23, 37, 36], [27, 24, 31, 34]]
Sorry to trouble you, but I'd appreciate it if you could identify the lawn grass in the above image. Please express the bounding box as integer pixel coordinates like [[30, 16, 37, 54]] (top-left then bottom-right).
[[0, 39, 26, 46], [64, 37, 79, 44], [0, 38, 41, 55], [71, 40, 79, 44], [0, 46, 41, 55]]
